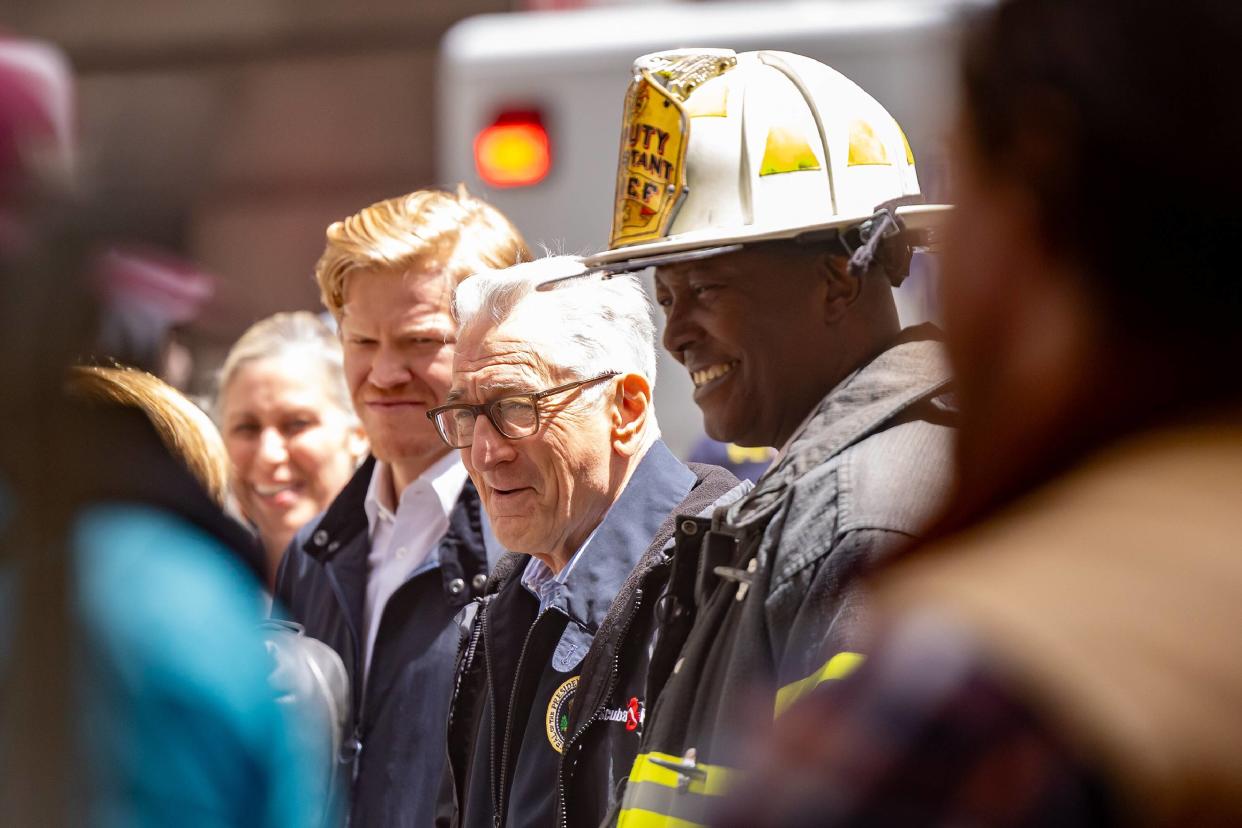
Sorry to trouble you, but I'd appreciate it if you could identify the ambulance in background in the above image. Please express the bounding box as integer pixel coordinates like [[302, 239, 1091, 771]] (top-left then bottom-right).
[[437, 0, 987, 455]]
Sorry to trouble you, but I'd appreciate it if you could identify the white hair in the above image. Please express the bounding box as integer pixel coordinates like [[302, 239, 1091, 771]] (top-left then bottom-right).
[[214, 311, 356, 426], [453, 255, 659, 392]]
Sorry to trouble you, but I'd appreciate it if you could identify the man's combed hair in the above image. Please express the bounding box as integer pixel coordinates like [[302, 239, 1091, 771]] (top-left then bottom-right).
[[454, 256, 659, 389], [313, 186, 530, 317]]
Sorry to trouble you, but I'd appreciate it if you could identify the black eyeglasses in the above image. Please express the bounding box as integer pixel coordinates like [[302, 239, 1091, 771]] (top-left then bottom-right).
[[426, 372, 619, 449]]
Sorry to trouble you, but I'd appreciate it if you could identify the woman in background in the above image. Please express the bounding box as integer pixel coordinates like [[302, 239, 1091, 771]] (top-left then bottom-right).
[[216, 312, 366, 585]]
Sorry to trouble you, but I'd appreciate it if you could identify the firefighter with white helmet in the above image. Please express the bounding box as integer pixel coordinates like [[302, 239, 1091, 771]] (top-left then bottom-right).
[[553, 49, 958, 827]]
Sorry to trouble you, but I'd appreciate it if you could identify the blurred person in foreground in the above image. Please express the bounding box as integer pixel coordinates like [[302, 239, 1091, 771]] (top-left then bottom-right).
[[216, 311, 367, 585], [92, 245, 215, 388], [434, 257, 745, 828], [71, 363, 231, 506], [0, 211, 323, 827], [74, 361, 353, 822], [568, 49, 957, 825], [274, 188, 528, 827], [1, 32, 210, 389], [0, 35, 73, 247], [1, 37, 332, 827], [720, 1, 1242, 825]]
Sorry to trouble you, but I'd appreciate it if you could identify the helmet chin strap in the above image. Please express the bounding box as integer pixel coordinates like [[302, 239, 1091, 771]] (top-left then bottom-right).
[[846, 209, 902, 279], [842, 195, 933, 285]]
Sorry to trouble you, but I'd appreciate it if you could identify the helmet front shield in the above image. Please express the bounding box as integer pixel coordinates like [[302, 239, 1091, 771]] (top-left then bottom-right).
[[610, 69, 691, 249]]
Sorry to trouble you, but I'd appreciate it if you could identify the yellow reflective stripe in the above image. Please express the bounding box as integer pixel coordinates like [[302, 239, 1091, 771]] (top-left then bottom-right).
[[617, 807, 705, 828], [625, 751, 737, 797], [618, 751, 738, 828], [773, 651, 864, 717]]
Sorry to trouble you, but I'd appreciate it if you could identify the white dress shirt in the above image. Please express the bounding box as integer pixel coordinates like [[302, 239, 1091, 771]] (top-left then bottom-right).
[[361, 451, 469, 684]]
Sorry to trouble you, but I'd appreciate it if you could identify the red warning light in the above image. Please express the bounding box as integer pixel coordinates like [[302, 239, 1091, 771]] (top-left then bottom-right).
[[474, 110, 551, 188]]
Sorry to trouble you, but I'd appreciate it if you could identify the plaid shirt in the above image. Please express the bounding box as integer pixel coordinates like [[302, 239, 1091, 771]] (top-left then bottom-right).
[[714, 615, 1118, 827]]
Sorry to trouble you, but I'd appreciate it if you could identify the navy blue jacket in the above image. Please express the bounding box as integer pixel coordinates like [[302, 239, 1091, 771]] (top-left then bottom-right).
[[274, 456, 494, 828]]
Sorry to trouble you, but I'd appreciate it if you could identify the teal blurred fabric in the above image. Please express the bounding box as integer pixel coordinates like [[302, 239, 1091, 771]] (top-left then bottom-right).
[[5, 503, 324, 827]]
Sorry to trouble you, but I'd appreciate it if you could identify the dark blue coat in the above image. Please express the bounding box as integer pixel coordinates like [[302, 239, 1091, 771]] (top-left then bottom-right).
[[274, 456, 493, 828]]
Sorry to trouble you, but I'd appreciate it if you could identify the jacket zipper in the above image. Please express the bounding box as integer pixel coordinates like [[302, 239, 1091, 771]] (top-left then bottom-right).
[[479, 603, 502, 827], [555, 587, 644, 828], [324, 564, 365, 782], [495, 607, 559, 827], [458, 601, 484, 676], [447, 598, 487, 820]]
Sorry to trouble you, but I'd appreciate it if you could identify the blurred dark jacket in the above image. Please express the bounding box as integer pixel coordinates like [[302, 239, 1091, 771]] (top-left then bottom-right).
[[273, 458, 492, 828], [613, 326, 955, 827], [721, 415, 1242, 827]]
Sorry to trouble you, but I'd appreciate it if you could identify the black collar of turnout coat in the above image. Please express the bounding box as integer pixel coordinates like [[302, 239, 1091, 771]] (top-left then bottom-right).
[[274, 454, 493, 828]]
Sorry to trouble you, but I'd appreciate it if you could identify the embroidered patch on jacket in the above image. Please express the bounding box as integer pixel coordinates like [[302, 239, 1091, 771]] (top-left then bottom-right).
[[600, 696, 645, 732], [546, 675, 579, 753]]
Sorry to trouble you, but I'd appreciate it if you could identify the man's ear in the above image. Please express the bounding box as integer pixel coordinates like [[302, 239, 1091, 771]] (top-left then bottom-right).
[[611, 373, 652, 457], [817, 252, 862, 323]]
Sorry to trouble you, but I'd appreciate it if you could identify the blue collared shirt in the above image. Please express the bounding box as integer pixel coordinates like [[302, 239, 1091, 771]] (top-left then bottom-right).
[[518, 526, 599, 615]]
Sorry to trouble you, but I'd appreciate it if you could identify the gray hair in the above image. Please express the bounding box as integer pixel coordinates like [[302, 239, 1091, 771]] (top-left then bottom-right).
[[214, 311, 355, 424], [453, 256, 658, 391]]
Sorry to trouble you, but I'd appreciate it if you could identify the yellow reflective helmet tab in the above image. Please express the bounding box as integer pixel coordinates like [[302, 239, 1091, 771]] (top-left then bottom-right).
[[758, 126, 823, 176], [847, 119, 891, 166], [899, 125, 916, 165]]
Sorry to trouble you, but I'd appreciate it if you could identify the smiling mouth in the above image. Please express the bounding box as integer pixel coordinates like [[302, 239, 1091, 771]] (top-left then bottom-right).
[[254, 483, 297, 497], [691, 361, 739, 388]]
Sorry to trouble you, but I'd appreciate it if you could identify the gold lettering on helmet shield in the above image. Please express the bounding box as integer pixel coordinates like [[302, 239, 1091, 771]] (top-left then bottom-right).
[[610, 70, 690, 249]]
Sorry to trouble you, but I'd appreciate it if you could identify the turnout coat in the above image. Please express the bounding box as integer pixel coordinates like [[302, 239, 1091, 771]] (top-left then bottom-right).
[[611, 327, 957, 827]]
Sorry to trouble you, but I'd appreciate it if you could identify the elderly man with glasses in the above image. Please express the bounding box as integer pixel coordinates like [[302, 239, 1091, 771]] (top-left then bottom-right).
[[432, 257, 746, 828]]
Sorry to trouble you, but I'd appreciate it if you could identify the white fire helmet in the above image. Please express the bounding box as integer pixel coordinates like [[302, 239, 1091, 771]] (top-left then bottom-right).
[[582, 49, 950, 281]]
